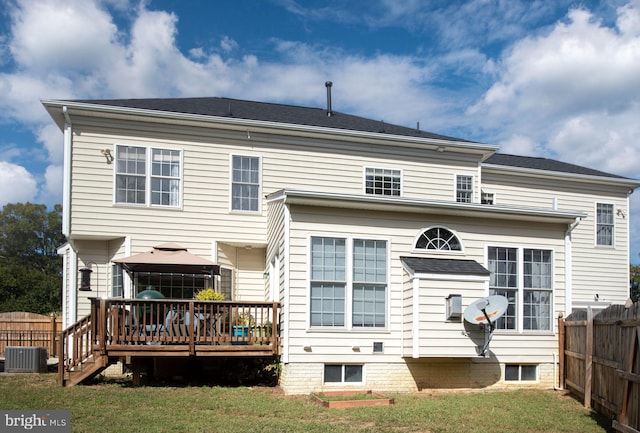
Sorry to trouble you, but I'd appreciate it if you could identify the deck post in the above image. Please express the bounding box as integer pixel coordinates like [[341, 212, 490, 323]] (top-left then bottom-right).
[[272, 302, 278, 349], [57, 331, 64, 385], [98, 298, 107, 355], [131, 358, 142, 387]]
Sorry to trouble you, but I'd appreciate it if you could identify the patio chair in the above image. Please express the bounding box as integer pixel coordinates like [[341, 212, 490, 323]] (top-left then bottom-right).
[[163, 309, 197, 341]]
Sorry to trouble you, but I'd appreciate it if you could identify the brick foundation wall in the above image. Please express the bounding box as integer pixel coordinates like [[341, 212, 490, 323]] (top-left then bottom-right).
[[279, 359, 558, 395]]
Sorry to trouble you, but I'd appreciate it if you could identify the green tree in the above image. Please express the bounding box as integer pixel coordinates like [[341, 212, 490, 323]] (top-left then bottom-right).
[[630, 264, 640, 303], [0, 203, 65, 314]]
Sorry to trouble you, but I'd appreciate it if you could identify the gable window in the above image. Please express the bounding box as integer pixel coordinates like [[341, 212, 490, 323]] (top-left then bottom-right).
[[596, 203, 614, 246], [488, 247, 552, 332], [231, 155, 260, 211], [115, 145, 181, 207], [365, 167, 401, 196], [456, 175, 473, 203], [415, 227, 462, 251], [310, 236, 387, 329]]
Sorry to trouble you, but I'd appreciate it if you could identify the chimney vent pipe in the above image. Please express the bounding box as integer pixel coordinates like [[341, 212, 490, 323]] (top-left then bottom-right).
[[325, 81, 333, 117]]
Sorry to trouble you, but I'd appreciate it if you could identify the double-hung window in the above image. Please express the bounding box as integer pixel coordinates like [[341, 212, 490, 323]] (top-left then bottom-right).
[[456, 175, 473, 203], [596, 203, 614, 246], [352, 240, 387, 327], [115, 145, 181, 207], [488, 247, 518, 330], [488, 246, 552, 331], [310, 236, 387, 329], [365, 167, 401, 196], [523, 249, 552, 331], [231, 155, 260, 212], [310, 237, 346, 327]]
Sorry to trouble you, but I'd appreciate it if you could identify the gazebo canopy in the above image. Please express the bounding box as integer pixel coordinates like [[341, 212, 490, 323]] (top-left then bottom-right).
[[113, 243, 220, 275]]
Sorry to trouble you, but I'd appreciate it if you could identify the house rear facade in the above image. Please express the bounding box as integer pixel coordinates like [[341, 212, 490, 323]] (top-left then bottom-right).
[[43, 95, 638, 394]]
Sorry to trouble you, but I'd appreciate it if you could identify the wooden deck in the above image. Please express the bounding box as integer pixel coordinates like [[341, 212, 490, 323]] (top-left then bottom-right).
[[58, 298, 280, 386]]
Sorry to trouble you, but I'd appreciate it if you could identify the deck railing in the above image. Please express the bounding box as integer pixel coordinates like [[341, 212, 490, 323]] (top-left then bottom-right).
[[102, 298, 280, 350], [58, 298, 280, 385]]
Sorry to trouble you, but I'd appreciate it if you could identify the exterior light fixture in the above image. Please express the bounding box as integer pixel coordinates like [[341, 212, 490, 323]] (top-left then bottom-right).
[[100, 149, 113, 164], [79, 261, 98, 293], [79, 267, 93, 291]]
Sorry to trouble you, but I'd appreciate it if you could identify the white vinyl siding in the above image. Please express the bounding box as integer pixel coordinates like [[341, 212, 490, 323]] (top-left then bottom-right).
[[481, 171, 631, 306]]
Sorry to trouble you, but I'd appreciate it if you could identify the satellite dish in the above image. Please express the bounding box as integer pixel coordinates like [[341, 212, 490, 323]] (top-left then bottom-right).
[[463, 295, 509, 326], [463, 295, 509, 357]]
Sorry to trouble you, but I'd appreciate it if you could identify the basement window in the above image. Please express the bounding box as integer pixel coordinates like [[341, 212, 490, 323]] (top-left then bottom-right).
[[505, 364, 537, 381], [324, 364, 363, 384]]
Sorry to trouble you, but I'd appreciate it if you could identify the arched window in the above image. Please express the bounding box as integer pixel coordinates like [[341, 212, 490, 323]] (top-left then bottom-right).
[[415, 227, 462, 251]]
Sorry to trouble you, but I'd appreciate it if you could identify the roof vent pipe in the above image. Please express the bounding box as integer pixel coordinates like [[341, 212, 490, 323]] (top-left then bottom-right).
[[325, 81, 333, 117]]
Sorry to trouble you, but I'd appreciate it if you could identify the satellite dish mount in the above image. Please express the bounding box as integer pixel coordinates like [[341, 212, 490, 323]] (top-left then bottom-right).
[[463, 295, 509, 357]]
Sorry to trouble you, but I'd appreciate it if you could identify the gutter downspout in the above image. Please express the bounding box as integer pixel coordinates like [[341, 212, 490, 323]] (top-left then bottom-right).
[[564, 217, 581, 315], [62, 106, 72, 238]]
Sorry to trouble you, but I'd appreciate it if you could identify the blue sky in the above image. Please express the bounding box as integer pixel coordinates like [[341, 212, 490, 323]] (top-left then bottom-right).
[[1, 0, 639, 262]]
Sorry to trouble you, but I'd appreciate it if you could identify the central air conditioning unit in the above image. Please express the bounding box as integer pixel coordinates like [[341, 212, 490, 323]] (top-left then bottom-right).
[[4, 347, 48, 373]]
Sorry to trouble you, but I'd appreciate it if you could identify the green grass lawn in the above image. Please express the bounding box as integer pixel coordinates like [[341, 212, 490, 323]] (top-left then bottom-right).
[[0, 374, 613, 433]]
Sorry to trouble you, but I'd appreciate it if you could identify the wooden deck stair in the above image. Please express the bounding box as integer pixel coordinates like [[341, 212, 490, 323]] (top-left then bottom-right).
[[63, 352, 110, 387]]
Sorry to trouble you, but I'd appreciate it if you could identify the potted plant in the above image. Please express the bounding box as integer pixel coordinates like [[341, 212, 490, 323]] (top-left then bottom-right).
[[194, 288, 225, 301], [232, 311, 254, 344]]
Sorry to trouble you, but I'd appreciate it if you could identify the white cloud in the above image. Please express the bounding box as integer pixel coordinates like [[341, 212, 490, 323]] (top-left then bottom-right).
[[38, 164, 64, 207], [220, 36, 238, 53], [0, 161, 37, 205], [8, 0, 121, 73], [470, 3, 640, 178], [37, 123, 64, 165]]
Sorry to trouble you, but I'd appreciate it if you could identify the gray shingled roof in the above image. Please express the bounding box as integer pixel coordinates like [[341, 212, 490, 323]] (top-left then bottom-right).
[[401, 257, 490, 275], [65, 97, 636, 183], [72, 96, 472, 142], [484, 153, 628, 180]]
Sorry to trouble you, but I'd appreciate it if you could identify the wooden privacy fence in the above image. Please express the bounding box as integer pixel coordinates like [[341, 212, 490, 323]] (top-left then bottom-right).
[[0, 312, 62, 358], [561, 302, 640, 433]]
